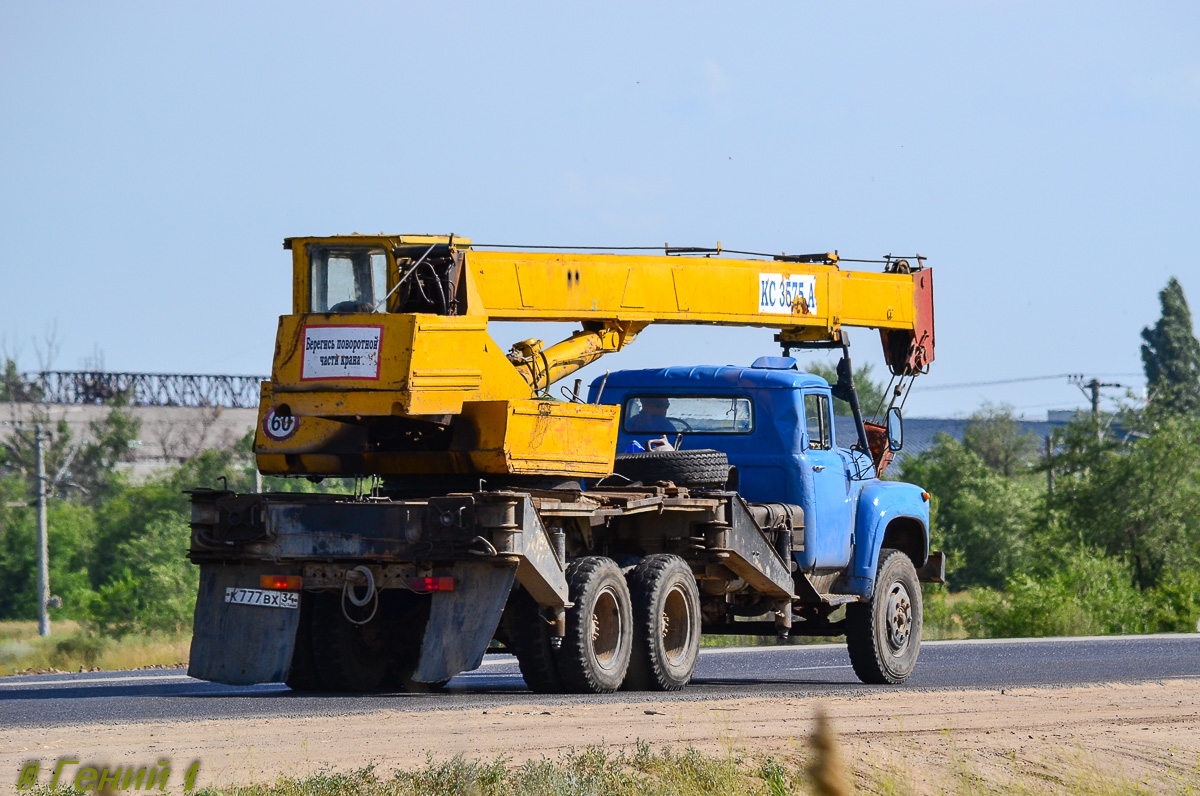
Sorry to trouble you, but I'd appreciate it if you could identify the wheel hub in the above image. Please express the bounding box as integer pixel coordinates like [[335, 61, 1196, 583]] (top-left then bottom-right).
[[661, 584, 693, 666], [885, 583, 912, 653], [590, 585, 623, 670]]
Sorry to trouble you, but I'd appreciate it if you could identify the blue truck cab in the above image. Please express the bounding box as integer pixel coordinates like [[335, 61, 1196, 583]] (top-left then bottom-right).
[[589, 355, 941, 682]]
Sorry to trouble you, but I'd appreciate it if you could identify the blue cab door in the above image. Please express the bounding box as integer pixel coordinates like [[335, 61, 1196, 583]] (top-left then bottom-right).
[[800, 390, 855, 568]]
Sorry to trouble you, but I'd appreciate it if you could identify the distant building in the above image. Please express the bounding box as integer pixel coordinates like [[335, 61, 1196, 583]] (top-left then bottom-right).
[[832, 414, 1077, 461], [2, 403, 258, 479]]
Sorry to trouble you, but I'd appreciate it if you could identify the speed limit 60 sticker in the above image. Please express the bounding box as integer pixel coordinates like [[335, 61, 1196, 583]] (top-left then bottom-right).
[[262, 407, 300, 442]]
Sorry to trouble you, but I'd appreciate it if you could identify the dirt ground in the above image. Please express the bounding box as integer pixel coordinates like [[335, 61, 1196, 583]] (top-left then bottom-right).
[[6, 679, 1199, 793]]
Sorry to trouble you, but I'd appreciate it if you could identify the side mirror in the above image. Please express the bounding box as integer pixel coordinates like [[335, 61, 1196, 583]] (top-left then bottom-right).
[[886, 407, 903, 451]]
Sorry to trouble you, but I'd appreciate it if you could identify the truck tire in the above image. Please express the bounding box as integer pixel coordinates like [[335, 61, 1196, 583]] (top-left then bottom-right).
[[382, 592, 447, 693], [624, 555, 701, 691], [309, 591, 391, 692], [502, 586, 564, 694], [613, 449, 730, 488], [846, 549, 923, 684], [556, 557, 633, 693], [284, 593, 321, 691]]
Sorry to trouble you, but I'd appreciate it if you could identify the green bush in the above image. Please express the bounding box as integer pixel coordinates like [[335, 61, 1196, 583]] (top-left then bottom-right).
[[933, 548, 1199, 639]]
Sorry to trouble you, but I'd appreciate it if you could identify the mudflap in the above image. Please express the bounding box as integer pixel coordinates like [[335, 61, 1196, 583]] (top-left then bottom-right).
[[188, 563, 300, 685], [413, 562, 517, 683]]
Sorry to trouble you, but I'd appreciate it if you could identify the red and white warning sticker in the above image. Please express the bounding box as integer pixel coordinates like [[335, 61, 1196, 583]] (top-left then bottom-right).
[[300, 324, 383, 380], [262, 407, 300, 442]]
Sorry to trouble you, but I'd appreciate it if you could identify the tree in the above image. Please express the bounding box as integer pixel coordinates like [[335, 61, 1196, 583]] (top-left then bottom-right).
[[0, 403, 140, 504], [898, 433, 1040, 589], [87, 515, 198, 635], [69, 402, 142, 504], [0, 358, 41, 402], [804, 360, 887, 418], [1141, 277, 1200, 415], [1046, 410, 1200, 590], [961, 403, 1038, 478]]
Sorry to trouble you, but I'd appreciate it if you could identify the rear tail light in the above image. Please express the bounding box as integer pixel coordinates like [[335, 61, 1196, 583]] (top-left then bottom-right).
[[412, 576, 455, 592], [260, 575, 303, 590]]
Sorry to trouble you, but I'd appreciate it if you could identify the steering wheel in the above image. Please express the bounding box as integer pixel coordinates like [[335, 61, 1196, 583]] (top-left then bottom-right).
[[667, 417, 693, 432]]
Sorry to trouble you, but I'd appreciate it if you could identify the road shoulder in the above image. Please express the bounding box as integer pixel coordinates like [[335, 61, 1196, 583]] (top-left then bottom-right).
[[3, 678, 1198, 791]]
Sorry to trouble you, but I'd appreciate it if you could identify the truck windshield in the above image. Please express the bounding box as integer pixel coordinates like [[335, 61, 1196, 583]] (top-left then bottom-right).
[[623, 396, 753, 434], [310, 248, 388, 312]]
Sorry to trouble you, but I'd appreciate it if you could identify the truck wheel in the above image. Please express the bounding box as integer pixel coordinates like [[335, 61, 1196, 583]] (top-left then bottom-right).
[[310, 591, 391, 692], [624, 555, 701, 691], [502, 586, 564, 694], [382, 592, 447, 693], [284, 593, 321, 691], [846, 549, 922, 685], [613, 449, 730, 488], [557, 557, 633, 693]]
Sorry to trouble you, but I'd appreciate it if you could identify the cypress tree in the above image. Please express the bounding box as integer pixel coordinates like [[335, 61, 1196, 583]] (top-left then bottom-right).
[[1141, 277, 1200, 415]]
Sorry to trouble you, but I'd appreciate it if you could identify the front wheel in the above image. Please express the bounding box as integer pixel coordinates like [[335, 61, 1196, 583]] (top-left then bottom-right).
[[846, 549, 922, 684]]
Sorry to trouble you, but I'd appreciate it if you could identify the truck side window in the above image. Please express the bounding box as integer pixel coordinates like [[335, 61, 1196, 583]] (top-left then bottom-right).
[[804, 393, 830, 450], [310, 248, 388, 312]]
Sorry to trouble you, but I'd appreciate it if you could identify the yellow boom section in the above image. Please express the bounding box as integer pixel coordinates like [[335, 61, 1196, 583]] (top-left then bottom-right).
[[256, 236, 934, 479], [462, 249, 912, 330]]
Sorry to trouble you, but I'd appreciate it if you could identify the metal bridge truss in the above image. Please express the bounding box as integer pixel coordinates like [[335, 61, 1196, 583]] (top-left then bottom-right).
[[25, 371, 267, 409]]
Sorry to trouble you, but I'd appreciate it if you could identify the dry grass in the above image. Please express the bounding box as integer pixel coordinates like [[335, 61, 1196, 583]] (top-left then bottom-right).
[[31, 742, 1169, 796], [0, 620, 188, 675]]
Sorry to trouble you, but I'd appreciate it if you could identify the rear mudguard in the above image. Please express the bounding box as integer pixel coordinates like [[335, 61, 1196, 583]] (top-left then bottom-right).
[[189, 563, 301, 685], [842, 481, 929, 599], [188, 561, 517, 686], [414, 562, 517, 682]]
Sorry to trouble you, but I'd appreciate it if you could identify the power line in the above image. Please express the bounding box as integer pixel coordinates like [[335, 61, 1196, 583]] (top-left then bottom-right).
[[470, 242, 917, 264], [922, 373, 1143, 392]]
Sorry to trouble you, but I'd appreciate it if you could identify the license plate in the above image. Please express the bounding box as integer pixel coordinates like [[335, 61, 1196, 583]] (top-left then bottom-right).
[[224, 587, 299, 609]]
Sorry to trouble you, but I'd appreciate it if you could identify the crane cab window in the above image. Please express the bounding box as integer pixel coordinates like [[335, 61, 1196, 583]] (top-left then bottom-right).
[[804, 393, 831, 450], [310, 248, 388, 313], [623, 396, 753, 435]]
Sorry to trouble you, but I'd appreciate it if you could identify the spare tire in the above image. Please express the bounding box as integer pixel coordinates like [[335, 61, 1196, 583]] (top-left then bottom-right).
[[613, 449, 730, 488]]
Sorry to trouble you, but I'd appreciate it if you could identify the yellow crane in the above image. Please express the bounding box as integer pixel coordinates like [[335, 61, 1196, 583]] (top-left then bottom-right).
[[187, 233, 939, 695], [255, 235, 934, 479]]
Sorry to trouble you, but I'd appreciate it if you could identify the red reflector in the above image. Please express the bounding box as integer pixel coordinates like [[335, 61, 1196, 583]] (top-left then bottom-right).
[[921, 492, 930, 502], [260, 575, 303, 590], [411, 576, 455, 592]]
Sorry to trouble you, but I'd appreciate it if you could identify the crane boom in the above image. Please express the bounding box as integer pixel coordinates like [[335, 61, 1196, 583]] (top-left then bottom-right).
[[257, 235, 934, 479]]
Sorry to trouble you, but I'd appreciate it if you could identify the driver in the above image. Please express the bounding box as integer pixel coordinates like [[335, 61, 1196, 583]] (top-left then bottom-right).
[[627, 397, 675, 432]]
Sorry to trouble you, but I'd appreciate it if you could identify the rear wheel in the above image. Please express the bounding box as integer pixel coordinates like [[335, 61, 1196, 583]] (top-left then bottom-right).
[[310, 591, 391, 692], [284, 592, 321, 691], [381, 592, 447, 693], [624, 555, 701, 691], [502, 586, 564, 693], [846, 549, 922, 684], [556, 557, 633, 693]]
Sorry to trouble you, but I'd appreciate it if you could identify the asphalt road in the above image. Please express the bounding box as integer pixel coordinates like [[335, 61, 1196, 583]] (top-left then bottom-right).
[[2, 634, 1197, 729]]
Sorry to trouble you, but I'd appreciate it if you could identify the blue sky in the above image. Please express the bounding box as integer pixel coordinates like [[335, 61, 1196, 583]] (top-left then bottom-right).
[[3, 2, 1197, 417]]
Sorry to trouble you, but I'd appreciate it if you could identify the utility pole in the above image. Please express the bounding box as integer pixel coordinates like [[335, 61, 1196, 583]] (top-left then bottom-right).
[[1045, 434, 1054, 495], [2, 420, 56, 636], [34, 424, 50, 637], [1069, 376, 1124, 442]]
